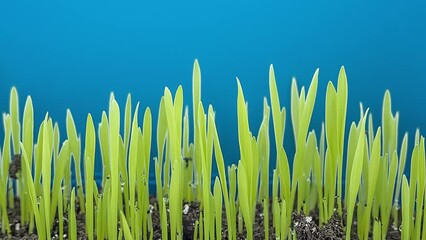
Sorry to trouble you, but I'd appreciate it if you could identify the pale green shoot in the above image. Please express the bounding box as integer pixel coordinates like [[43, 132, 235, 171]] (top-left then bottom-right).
[[9, 88, 20, 215], [272, 170, 280, 237], [19, 96, 33, 226], [49, 140, 70, 228], [58, 184, 64, 240], [10, 87, 20, 156], [192, 59, 203, 202], [128, 103, 140, 239], [164, 86, 184, 240], [118, 133, 127, 218], [372, 220, 381, 240], [346, 109, 368, 240], [1, 114, 12, 234], [280, 200, 287, 240], [236, 78, 262, 240], [301, 131, 317, 215], [199, 212, 204, 240], [258, 98, 271, 203], [53, 123, 60, 160], [393, 133, 408, 228], [121, 211, 134, 240], [161, 198, 168, 240], [290, 69, 318, 214], [108, 97, 120, 240], [142, 107, 152, 194], [263, 197, 269, 240], [413, 137, 425, 239], [360, 128, 381, 239], [19, 142, 44, 239], [124, 94, 132, 161], [199, 103, 214, 239], [237, 161, 253, 239], [381, 152, 397, 238], [344, 122, 359, 214], [66, 110, 85, 213], [136, 129, 147, 230], [382, 90, 399, 162], [69, 188, 77, 240], [98, 111, 111, 186], [214, 177, 222, 240], [182, 107, 194, 201], [277, 146, 290, 237], [84, 114, 96, 240], [325, 67, 348, 216], [41, 114, 53, 239], [228, 165, 237, 239], [312, 130, 324, 225], [401, 176, 409, 240], [211, 113, 235, 240], [156, 97, 167, 215], [95, 194, 102, 239], [268, 64, 287, 170], [408, 141, 418, 237]]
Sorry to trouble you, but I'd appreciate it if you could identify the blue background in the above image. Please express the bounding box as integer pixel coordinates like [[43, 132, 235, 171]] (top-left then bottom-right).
[[1, 2, 425, 185]]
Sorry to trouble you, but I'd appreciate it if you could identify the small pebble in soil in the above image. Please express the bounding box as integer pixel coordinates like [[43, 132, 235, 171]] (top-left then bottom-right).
[[183, 204, 189, 214]]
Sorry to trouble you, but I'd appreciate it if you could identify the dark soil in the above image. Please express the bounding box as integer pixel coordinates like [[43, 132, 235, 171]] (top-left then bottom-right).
[[0, 197, 401, 239], [292, 210, 355, 240], [8, 154, 21, 180], [0, 198, 87, 240]]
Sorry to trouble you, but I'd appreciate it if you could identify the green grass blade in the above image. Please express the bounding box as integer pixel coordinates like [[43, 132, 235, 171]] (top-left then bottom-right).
[[41, 114, 53, 238], [21, 96, 34, 224], [10, 87, 21, 155], [69, 188, 77, 240], [19, 142, 44, 239], [108, 98, 121, 240], [237, 161, 253, 240], [84, 114, 96, 240], [143, 107, 152, 181], [157, 97, 167, 199], [98, 111, 110, 186], [361, 128, 381, 239], [346, 110, 368, 240], [402, 175, 409, 240], [214, 177, 222, 240], [124, 94, 132, 158], [58, 185, 64, 240], [269, 64, 286, 156], [393, 132, 408, 227], [128, 103, 140, 238], [50, 140, 70, 227], [336, 67, 348, 215], [372, 220, 381, 240], [121, 211, 134, 240], [258, 98, 270, 202], [66, 110, 85, 213], [211, 114, 234, 240]]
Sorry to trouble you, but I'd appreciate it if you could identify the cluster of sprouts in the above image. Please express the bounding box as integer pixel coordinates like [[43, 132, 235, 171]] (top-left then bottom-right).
[[0, 60, 423, 240]]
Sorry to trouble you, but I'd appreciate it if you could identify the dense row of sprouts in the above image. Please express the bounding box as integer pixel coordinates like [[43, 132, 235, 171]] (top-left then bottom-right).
[[0, 60, 423, 239]]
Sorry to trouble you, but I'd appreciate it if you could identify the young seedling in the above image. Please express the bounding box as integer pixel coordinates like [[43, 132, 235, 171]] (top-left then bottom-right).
[[290, 69, 318, 216], [66, 110, 85, 214], [359, 128, 381, 239], [401, 175, 409, 240], [164, 86, 184, 240], [346, 110, 368, 240], [69, 188, 77, 240], [325, 67, 348, 217], [84, 114, 96, 240], [108, 97, 120, 240]]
